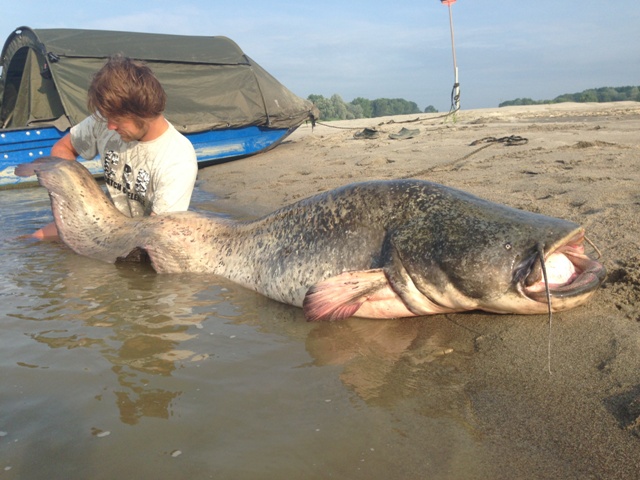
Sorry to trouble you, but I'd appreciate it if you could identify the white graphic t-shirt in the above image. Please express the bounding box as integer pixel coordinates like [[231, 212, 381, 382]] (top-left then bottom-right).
[[70, 115, 198, 217]]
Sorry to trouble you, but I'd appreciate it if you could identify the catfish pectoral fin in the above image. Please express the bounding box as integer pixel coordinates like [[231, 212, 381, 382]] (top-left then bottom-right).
[[303, 269, 390, 322], [303, 269, 421, 321]]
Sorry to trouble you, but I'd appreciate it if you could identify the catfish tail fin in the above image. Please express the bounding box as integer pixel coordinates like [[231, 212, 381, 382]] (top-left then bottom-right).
[[16, 157, 141, 262]]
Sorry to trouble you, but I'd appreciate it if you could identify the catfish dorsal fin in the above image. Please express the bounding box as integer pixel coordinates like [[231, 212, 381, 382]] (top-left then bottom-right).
[[303, 269, 388, 322]]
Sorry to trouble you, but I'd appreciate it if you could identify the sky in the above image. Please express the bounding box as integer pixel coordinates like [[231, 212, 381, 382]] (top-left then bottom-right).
[[2, 1, 639, 112]]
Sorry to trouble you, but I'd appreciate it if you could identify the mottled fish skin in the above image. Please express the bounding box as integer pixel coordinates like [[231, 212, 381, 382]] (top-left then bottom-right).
[[17, 157, 606, 321]]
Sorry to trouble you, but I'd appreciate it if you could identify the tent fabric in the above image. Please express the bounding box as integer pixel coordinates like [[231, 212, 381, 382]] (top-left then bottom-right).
[[0, 27, 317, 132]]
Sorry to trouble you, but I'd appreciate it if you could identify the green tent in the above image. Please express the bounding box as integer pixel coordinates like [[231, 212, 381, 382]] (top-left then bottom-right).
[[0, 26, 317, 133]]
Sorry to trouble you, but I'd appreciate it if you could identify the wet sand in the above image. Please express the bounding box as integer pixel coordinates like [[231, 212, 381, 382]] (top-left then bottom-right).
[[198, 101, 640, 477]]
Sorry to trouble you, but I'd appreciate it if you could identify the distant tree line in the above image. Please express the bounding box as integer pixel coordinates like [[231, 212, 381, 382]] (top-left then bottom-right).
[[499, 86, 640, 107], [308, 94, 437, 121]]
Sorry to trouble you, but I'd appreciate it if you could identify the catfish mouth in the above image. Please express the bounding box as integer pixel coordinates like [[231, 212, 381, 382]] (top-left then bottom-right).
[[516, 230, 606, 303]]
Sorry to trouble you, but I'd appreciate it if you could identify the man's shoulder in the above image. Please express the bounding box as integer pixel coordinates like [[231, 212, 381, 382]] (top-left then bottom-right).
[[166, 123, 193, 143], [70, 115, 121, 160], [145, 124, 197, 172], [162, 124, 197, 157], [72, 115, 114, 140]]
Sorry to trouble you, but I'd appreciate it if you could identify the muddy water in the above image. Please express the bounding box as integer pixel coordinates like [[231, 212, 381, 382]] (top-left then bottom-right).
[[0, 186, 496, 480]]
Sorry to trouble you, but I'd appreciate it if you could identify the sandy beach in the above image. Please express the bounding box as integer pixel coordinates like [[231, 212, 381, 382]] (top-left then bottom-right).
[[198, 101, 640, 476]]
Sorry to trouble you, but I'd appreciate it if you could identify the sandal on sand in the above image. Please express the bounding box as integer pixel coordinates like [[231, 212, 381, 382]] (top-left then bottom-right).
[[354, 128, 380, 139], [389, 127, 420, 140]]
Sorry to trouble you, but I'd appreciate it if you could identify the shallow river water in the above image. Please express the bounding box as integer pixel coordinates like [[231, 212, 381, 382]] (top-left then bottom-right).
[[0, 185, 508, 479]]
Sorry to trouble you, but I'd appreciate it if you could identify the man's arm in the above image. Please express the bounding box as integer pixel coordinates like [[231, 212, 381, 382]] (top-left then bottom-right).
[[50, 133, 79, 160], [148, 132, 198, 215]]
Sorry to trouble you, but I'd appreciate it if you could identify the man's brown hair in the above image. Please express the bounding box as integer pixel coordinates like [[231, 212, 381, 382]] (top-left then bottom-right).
[[87, 54, 166, 124]]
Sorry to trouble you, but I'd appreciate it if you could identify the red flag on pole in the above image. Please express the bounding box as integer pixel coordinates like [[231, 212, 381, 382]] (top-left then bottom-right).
[[441, 0, 457, 5]]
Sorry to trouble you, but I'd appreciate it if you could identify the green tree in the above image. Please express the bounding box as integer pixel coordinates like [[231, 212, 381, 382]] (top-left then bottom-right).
[[347, 103, 364, 119], [580, 90, 598, 103], [500, 85, 640, 108], [596, 87, 620, 102], [308, 94, 425, 120], [350, 97, 373, 118], [372, 98, 392, 117], [330, 94, 348, 120], [371, 98, 421, 117]]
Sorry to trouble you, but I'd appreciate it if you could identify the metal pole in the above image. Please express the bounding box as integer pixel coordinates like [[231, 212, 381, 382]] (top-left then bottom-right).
[[447, 3, 460, 112]]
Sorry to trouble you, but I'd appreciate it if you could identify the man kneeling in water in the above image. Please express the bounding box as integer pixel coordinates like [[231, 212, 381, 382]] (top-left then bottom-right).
[[32, 54, 197, 239]]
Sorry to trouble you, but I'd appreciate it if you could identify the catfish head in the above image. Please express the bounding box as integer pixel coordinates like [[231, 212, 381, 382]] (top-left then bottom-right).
[[387, 197, 606, 315]]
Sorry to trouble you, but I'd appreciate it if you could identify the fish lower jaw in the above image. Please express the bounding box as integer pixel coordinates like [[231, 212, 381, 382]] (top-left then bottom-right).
[[478, 291, 590, 315], [525, 257, 605, 302]]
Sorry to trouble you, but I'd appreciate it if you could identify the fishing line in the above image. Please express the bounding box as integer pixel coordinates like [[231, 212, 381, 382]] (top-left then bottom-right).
[[537, 242, 553, 374]]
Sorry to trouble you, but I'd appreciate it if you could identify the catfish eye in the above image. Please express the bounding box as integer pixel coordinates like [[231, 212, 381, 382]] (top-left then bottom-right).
[[504, 242, 512, 250]]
